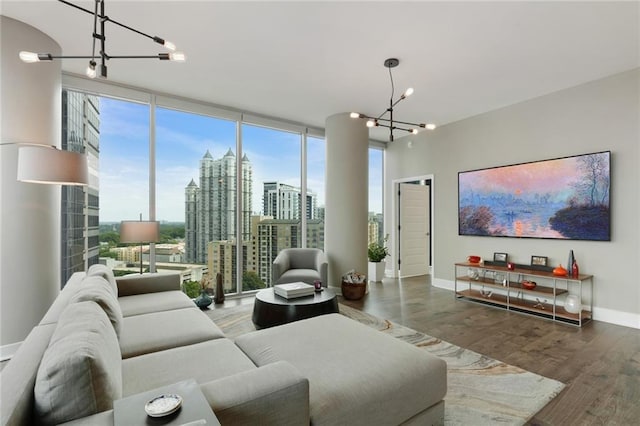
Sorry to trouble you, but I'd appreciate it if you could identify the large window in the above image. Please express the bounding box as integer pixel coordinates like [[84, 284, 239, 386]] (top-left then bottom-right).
[[369, 147, 384, 244], [243, 123, 302, 289], [63, 77, 374, 296]]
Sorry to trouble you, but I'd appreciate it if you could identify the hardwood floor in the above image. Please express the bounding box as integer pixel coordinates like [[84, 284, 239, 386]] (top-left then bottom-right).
[[339, 275, 640, 426]]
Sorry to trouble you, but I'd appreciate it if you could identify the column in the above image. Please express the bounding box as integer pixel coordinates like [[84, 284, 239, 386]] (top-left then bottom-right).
[[324, 113, 369, 289], [0, 16, 62, 356]]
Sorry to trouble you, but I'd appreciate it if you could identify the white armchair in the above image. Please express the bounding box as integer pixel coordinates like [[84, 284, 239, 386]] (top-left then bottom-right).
[[272, 248, 328, 287]]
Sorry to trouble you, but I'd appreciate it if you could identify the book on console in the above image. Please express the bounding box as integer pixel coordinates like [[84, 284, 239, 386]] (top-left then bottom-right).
[[273, 282, 315, 299]]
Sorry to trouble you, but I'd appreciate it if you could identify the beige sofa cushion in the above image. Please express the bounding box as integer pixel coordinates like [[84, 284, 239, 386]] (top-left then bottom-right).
[[122, 339, 256, 396], [70, 275, 123, 337], [87, 263, 118, 296], [235, 313, 447, 426], [119, 307, 226, 358], [119, 290, 195, 317], [34, 301, 122, 425]]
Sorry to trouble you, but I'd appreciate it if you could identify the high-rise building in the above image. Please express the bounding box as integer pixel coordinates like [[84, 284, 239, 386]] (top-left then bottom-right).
[[263, 181, 318, 220], [60, 90, 100, 287], [185, 149, 252, 263], [256, 218, 324, 285]]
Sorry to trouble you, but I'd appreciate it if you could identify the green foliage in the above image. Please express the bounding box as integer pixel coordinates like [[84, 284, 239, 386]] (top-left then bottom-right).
[[243, 271, 266, 291], [159, 224, 185, 243], [99, 247, 118, 259], [182, 280, 201, 298], [368, 235, 389, 262], [99, 231, 120, 246]]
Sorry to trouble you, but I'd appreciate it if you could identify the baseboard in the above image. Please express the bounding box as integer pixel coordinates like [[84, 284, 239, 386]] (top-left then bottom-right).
[[592, 306, 640, 329], [432, 278, 640, 330], [0, 341, 22, 362]]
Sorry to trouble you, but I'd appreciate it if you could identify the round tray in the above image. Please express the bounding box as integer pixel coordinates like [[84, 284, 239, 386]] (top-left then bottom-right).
[[144, 394, 182, 417]]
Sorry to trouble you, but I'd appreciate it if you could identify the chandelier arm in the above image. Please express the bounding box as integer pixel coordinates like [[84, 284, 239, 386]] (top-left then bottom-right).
[[57, 0, 168, 45]]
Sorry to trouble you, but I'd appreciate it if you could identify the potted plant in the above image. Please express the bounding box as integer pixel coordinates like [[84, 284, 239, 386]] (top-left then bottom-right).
[[368, 235, 389, 282]]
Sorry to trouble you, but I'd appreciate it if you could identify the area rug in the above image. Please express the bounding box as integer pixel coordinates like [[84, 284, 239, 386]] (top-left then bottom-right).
[[206, 303, 565, 425]]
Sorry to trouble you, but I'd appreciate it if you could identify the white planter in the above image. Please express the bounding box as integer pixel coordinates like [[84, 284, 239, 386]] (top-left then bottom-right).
[[368, 261, 386, 282]]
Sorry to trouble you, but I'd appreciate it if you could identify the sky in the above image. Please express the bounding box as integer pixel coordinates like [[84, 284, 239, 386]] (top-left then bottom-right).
[[98, 96, 383, 222]]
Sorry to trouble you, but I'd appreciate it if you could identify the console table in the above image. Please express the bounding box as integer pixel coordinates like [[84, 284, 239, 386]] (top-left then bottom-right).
[[454, 261, 593, 327]]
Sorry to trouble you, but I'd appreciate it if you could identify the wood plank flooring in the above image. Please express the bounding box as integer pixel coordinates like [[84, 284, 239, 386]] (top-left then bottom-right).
[[339, 275, 640, 426]]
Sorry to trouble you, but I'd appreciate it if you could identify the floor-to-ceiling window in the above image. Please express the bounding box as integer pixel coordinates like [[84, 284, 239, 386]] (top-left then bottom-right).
[[369, 147, 384, 245], [62, 76, 362, 296], [242, 123, 302, 289], [99, 97, 150, 273]]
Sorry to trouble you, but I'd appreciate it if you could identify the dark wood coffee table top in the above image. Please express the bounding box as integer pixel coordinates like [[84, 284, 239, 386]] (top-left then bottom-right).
[[252, 287, 339, 329]]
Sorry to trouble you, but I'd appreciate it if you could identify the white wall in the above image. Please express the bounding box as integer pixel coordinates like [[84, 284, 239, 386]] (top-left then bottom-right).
[[385, 69, 640, 329], [0, 16, 62, 356]]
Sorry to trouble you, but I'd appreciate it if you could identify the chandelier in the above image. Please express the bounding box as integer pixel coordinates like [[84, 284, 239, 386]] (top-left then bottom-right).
[[351, 58, 435, 142], [19, 0, 185, 79]]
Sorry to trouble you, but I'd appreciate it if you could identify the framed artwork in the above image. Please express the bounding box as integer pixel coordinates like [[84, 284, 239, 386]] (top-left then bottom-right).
[[493, 252, 508, 263], [531, 255, 548, 266], [458, 151, 611, 241]]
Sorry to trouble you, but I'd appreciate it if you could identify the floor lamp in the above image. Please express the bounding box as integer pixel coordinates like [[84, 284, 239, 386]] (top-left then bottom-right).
[[120, 215, 160, 274]]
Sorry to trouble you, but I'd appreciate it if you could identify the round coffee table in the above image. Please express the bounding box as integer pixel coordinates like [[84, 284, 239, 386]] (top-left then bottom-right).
[[252, 287, 339, 329]]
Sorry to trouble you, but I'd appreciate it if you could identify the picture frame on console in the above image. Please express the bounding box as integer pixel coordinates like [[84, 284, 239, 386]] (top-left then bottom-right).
[[493, 252, 508, 264], [531, 255, 548, 266]]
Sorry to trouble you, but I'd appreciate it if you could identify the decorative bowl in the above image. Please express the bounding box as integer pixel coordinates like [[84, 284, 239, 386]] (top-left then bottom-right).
[[553, 264, 568, 276], [564, 295, 581, 314], [467, 255, 481, 264], [521, 280, 537, 290]]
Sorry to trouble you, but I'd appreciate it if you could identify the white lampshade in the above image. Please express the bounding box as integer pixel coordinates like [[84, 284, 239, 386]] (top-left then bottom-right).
[[120, 221, 160, 243], [17, 145, 88, 185]]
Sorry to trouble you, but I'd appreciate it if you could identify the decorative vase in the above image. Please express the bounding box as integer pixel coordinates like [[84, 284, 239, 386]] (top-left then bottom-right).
[[214, 272, 225, 304], [572, 259, 579, 278], [341, 281, 367, 300], [194, 289, 212, 309], [567, 250, 574, 274], [565, 294, 581, 314], [553, 264, 568, 276]]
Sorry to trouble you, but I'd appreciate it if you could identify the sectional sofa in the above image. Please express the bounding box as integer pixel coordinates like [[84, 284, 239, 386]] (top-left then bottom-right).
[[1, 265, 447, 425]]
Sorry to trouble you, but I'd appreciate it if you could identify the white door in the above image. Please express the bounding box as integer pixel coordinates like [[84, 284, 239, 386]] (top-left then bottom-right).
[[399, 183, 430, 278]]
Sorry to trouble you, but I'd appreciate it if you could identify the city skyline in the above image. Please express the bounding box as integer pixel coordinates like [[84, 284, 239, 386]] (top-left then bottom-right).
[[99, 96, 383, 222]]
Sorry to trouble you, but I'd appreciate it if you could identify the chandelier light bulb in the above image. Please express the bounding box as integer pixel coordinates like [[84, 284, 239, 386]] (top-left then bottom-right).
[[19, 51, 40, 63], [163, 40, 176, 51], [350, 112, 360, 118], [403, 87, 414, 97], [366, 120, 376, 128], [86, 61, 97, 79], [426, 123, 437, 130], [169, 52, 186, 62], [411, 129, 419, 135]]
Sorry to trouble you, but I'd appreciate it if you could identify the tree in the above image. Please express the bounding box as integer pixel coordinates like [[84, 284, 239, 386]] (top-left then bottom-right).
[[243, 271, 266, 291]]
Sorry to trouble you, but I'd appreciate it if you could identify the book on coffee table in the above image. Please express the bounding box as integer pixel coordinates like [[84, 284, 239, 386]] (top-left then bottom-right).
[[274, 282, 315, 299]]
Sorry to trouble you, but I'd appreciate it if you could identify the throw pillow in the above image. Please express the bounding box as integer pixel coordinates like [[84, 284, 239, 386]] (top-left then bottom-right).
[[34, 301, 122, 425], [70, 275, 123, 338], [87, 263, 118, 296]]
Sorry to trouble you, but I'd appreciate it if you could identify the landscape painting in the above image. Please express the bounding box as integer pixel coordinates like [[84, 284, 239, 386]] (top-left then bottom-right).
[[458, 151, 611, 241]]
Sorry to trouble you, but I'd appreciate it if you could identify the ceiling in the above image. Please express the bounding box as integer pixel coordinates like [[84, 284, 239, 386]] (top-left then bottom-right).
[[2, 1, 639, 141]]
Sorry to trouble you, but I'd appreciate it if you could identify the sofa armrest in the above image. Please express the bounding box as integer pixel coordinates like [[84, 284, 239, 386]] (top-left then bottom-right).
[[200, 361, 309, 425], [315, 250, 329, 287], [116, 273, 181, 296], [272, 250, 291, 286]]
